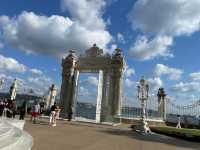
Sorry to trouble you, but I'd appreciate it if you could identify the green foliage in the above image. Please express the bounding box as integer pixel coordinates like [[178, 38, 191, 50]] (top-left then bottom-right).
[[150, 126, 200, 140]]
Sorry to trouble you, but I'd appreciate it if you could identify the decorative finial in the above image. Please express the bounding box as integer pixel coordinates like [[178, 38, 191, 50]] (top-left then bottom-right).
[[93, 43, 97, 47], [69, 50, 76, 54], [140, 76, 145, 85], [115, 48, 121, 52], [114, 48, 122, 56]]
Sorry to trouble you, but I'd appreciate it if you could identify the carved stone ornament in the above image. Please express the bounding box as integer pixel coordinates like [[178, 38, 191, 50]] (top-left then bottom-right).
[[60, 44, 125, 123], [85, 44, 103, 57]]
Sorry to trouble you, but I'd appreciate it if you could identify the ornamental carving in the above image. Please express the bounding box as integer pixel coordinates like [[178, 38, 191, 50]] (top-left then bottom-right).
[[60, 44, 125, 123]]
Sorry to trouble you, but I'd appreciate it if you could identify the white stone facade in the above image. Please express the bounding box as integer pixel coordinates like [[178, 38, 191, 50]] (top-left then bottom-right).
[[0, 118, 33, 150], [59, 45, 125, 123]]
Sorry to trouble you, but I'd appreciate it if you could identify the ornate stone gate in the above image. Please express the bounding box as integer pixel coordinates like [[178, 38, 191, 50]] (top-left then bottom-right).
[[60, 44, 124, 123]]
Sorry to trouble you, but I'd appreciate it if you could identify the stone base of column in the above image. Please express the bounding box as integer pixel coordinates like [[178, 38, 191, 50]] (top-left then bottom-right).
[[176, 123, 181, 129], [59, 112, 68, 119], [134, 119, 151, 134]]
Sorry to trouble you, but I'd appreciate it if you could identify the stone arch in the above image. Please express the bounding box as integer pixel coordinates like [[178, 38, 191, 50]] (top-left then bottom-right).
[[59, 44, 125, 123]]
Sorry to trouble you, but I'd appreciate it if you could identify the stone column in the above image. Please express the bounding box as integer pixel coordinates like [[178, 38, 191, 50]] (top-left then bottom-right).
[[96, 70, 103, 123], [46, 84, 57, 108], [157, 88, 166, 120], [10, 79, 17, 101], [109, 48, 124, 118], [59, 73, 69, 117], [100, 70, 110, 122], [105, 48, 124, 123], [59, 51, 77, 119], [71, 70, 79, 120], [111, 69, 123, 116], [107, 68, 123, 122]]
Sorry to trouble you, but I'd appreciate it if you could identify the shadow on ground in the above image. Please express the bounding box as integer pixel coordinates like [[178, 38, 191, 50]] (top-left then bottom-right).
[[25, 119, 200, 150], [99, 129, 199, 150]]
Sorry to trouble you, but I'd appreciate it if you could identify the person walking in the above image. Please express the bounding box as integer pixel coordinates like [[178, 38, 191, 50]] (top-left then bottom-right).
[[54, 105, 60, 127], [7, 100, 13, 118], [2, 100, 8, 117], [31, 102, 40, 123], [11, 100, 17, 118], [49, 102, 58, 127], [0, 100, 4, 116], [19, 101, 26, 120]]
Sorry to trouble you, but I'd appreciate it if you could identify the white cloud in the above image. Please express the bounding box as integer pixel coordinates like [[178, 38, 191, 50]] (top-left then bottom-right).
[[0, 59, 53, 95], [147, 77, 163, 91], [125, 67, 135, 77], [0, 73, 14, 82], [154, 64, 183, 80], [171, 81, 200, 93], [79, 86, 89, 96], [0, 54, 27, 73], [117, 33, 125, 43], [125, 78, 134, 87], [87, 76, 99, 86], [0, 54, 53, 95], [106, 17, 111, 26], [28, 76, 52, 86], [129, 35, 173, 61], [189, 72, 200, 81], [0, 74, 26, 94], [26, 75, 53, 95], [129, 0, 200, 36], [128, 0, 200, 61], [0, 10, 112, 57], [61, 0, 106, 30], [109, 44, 117, 53], [0, 73, 16, 92], [30, 68, 43, 75]]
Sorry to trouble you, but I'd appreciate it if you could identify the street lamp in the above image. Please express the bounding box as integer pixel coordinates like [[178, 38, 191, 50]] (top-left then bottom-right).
[[136, 76, 151, 133]]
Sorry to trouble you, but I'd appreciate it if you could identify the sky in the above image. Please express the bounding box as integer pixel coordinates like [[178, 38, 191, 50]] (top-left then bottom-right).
[[0, 0, 200, 105]]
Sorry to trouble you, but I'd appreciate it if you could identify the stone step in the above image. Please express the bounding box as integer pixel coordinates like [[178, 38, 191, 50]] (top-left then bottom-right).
[[0, 127, 16, 142], [0, 118, 33, 150]]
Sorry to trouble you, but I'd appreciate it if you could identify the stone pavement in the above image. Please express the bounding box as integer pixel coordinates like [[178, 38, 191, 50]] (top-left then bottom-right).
[[24, 119, 200, 150]]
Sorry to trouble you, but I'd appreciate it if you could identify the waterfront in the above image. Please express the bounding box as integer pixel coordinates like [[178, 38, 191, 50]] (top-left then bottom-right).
[[76, 102, 200, 127]]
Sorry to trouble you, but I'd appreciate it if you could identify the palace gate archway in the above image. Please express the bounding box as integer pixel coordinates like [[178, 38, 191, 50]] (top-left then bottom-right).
[[59, 44, 124, 123]]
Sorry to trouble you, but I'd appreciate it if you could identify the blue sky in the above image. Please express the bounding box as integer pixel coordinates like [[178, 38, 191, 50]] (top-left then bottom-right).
[[0, 0, 200, 105]]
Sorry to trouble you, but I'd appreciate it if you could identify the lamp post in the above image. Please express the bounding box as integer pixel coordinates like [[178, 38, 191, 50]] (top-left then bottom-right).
[[136, 76, 151, 133]]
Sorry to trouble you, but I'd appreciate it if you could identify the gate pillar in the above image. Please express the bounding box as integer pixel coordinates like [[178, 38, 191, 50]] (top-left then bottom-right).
[[107, 49, 124, 122], [60, 50, 77, 119], [157, 88, 167, 121], [60, 45, 125, 124]]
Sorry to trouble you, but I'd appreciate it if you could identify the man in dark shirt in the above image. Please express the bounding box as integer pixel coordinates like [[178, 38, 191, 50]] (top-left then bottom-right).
[[49, 102, 57, 126], [51, 103, 56, 112], [0, 100, 4, 116]]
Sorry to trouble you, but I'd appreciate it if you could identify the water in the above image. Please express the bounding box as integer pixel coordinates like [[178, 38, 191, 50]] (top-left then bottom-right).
[[76, 102, 96, 120], [75, 102, 160, 120], [75, 102, 200, 126]]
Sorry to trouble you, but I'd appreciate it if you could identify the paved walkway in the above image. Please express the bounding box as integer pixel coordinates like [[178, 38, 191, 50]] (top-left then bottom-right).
[[24, 120, 199, 150]]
